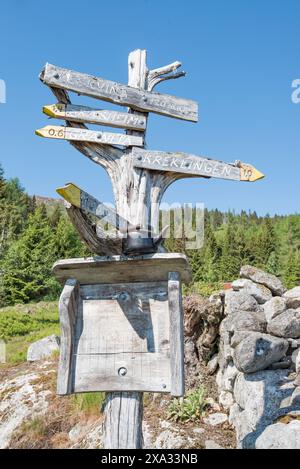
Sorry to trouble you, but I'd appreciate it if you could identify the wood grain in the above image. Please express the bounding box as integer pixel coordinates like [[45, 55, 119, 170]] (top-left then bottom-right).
[[43, 104, 147, 130], [168, 272, 185, 397], [41, 63, 198, 122], [104, 392, 143, 449], [52, 253, 192, 285], [36, 125, 143, 147], [57, 279, 79, 395]]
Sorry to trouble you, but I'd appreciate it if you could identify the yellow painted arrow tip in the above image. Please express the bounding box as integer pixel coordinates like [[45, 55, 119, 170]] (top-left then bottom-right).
[[35, 129, 45, 137], [254, 169, 265, 181], [43, 105, 57, 118], [240, 164, 265, 182], [56, 183, 81, 207]]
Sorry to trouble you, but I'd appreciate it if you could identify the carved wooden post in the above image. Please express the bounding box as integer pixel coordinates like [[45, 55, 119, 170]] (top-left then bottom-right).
[[37, 48, 263, 452], [103, 49, 152, 449]]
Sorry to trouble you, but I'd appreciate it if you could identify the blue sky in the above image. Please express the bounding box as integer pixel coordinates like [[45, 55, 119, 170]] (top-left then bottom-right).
[[0, 0, 299, 215]]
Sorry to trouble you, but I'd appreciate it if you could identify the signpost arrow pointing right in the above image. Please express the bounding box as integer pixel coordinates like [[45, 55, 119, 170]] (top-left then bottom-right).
[[132, 148, 264, 182]]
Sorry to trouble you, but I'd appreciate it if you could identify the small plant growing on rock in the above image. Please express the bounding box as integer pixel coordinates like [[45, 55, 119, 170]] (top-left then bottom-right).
[[167, 387, 208, 422]]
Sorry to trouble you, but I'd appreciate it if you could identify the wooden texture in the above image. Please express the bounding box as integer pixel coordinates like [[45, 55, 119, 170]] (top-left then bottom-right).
[[66, 204, 122, 256], [52, 253, 192, 285], [71, 282, 170, 393], [133, 148, 265, 182], [35, 125, 143, 147], [168, 272, 185, 397], [43, 103, 147, 130], [57, 183, 133, 232], [104, 392, 143, 449], [40, 51, 194, 254], [41, 63, 198, 122], [57, 279, 79, 395]]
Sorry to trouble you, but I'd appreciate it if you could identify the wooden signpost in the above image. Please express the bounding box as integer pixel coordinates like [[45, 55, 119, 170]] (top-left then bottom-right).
[[56, 182, 133, 232], [41, 63, 198, 122], [35, 125, 143, 147], [37, 49, 264, 449], [43, 104, 147, 130], [132, 148, 264, 182]]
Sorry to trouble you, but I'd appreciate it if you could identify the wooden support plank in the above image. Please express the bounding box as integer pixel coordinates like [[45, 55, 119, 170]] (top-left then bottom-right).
[[56, 182, 133, 233], [41, 63, 198, 122], [104, 392, 143, 449], [52, 253, 192, 285], [168, 272, 185, 397], [57, 279, 79, 395], [132, 148, 264, 182], [35, 125, 143, 147], [43, 104, 147, 130]]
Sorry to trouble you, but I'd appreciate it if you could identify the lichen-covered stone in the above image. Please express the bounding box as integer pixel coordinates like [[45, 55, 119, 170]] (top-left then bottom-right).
[[240, 265, 285, 296], [233, 333, 288, 373]]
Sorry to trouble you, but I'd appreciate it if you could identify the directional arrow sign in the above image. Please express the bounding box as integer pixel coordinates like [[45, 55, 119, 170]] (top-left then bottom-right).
[[43, 104, 147, 131], [35, 125, 143, 147], [41, 63, 198, 122], [56, 183, 133, 232], [132, 148, 264, 182]]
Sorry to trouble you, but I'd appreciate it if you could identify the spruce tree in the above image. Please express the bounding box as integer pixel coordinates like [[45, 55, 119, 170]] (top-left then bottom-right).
[[0, 207, 59, 305]]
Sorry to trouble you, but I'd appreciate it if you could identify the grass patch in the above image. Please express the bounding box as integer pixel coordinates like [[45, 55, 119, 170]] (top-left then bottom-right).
[[183, 281, 224, 298], [73, 392, 106, 415], [167, 387, 208, 422], [0, 301, 59, 363], [21, 416, 47, 438]]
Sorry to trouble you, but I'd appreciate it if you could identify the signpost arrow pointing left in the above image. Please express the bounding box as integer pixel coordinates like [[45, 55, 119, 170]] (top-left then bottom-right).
[[56, 183, 134, 233]]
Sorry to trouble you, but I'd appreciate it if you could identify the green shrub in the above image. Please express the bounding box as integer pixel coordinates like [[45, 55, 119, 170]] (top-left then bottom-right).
[[167, 387, 208, 422]]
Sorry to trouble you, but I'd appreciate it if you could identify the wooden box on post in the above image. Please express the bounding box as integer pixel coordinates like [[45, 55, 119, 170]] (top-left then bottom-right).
[[53, 253, 191, 397]]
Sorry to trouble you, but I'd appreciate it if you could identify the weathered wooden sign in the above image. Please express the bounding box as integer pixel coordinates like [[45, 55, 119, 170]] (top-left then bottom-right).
[[41, 63, 198, 122], [57, 183, 132, 232], [132, 148, 264, 182], [43, 104, 147, 131], [38, 48, 265, 450], [35, 125, 143, 147], [54, 254, 191, 396]]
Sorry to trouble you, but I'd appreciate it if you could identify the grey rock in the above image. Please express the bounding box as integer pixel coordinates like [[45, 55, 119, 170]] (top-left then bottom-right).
[[231, 330, 255, 348], [218, 390, 234, 409], [219, 362, 239, 392], [230, 310, 266, 333], [154, 429, 186, 449], [207, 354, 219, 375], [233, 332, 288, 373], [232, 279, 272, 304], [205, 439, 224, 449], [27, 335, 60, 362], [284, 287, 300, 309], [263, 297, 287, 323], [290, 387, 300, 405], [232, 369, 295, 448], [203, 412, 228, 426], [228, 403, 242, 426], [240, 265, 285, 296], [255, 421, 300, 449], [224, 290, 260, 315], [193, 427, 205, 435], [267, 309, 300, 338], [268, 356, 292, 370], [287, 338, 300, 349], [71, 421, 103, 449], [291, 347, 300, 365]]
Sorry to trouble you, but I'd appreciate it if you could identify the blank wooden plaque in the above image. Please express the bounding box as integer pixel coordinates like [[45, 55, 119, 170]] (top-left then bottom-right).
[[67, 282, 171, 393]]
